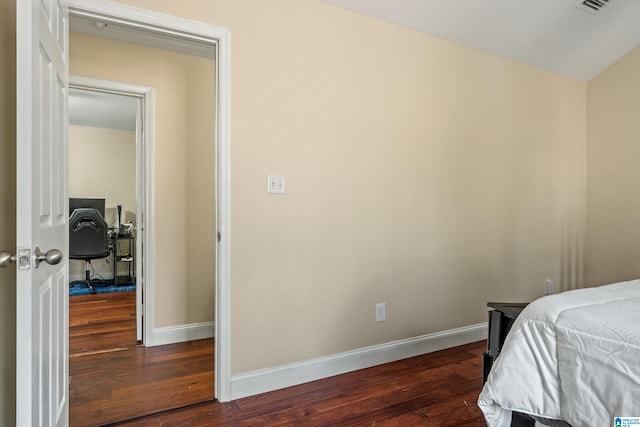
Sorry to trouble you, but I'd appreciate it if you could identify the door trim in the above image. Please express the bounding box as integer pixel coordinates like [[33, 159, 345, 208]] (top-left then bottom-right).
[[69, 76, 153, 345], [67, 0, 232, 402]]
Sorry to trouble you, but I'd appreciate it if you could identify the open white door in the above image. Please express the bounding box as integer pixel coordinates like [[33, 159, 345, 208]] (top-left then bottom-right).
[[16, 0, 69, 425]]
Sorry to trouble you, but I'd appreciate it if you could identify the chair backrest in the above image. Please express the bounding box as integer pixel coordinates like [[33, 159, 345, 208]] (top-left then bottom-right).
[[69, 208, 110, 259]]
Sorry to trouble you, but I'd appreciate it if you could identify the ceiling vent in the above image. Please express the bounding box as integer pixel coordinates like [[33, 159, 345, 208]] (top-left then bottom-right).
[[576, 0, 610, 15]]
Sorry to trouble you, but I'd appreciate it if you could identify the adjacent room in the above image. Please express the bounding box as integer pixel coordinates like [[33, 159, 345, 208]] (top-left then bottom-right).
[[68, 90, 137, 297]]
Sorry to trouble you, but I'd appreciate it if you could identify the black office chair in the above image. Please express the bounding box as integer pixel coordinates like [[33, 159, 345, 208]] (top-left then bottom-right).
[[69, 208, 110, 294]]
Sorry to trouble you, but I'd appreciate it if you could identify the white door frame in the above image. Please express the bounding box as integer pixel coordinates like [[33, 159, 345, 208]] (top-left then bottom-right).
[[69, 76, 152, 344], [67, 0, 232, 402]]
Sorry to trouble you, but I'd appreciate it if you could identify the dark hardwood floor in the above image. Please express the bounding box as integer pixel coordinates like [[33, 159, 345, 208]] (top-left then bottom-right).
[[69, 291, 214, 427], [114, 341, 488, 427], [70, 291, 489, 426], [69, 291, 138, 356]]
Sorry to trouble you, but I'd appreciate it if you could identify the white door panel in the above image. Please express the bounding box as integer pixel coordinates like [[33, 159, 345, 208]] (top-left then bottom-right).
[[16, 0, 69, 425]]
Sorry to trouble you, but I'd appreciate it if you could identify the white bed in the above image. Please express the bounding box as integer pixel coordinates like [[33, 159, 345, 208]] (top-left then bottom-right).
[[478, 279, 640, 427]]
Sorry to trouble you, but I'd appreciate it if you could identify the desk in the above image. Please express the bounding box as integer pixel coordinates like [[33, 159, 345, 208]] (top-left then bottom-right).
[[111, 233, 135, 286]]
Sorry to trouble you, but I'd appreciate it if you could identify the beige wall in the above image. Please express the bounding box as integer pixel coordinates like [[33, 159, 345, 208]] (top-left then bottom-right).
[[68, 125, 136, 278], [2, 0, 602, 418], [585, 45, 640, 286], [0, 0, 16, 424], [110, 0, 587, 374], [186, 57, 216, 322], [70, 33, 216, 327]]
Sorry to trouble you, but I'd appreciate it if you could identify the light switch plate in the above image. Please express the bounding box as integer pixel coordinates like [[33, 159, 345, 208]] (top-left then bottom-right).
[[376, 303, 386, 322], [267, 174, 286, 194]]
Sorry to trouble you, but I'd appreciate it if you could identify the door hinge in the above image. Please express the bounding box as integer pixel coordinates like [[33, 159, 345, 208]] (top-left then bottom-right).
[[217, 232, 221, 242]]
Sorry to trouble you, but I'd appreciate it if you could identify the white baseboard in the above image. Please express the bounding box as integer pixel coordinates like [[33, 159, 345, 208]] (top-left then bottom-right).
[[152, 321, 215, 346], [230, 322, 488, 401]]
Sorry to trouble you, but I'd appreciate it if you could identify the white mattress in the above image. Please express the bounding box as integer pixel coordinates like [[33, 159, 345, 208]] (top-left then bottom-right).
[[478, 279, 640, 427]]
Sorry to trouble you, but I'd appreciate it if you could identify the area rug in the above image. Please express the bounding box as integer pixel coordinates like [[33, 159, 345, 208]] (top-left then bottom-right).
[[69, 279, 136, 297]]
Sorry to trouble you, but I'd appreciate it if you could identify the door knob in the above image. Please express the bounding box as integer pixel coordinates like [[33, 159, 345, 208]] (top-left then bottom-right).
[[34, 247, 63, 268], [0, 251, 16, 268]]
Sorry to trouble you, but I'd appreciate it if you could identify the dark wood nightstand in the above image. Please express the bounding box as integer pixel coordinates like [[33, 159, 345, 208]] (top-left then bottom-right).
[[482, 302, 529, 384]]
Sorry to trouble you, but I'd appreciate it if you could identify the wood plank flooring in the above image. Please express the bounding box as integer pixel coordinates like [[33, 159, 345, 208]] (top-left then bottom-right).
[[114, 340, 488, 426], [71, 291, 490, 426], [69, 292, 214, 427], [69, 292, 138, 356]]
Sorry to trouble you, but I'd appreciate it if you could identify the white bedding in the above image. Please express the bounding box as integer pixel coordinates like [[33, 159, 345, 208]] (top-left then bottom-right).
[[478, 279, 640, 427]]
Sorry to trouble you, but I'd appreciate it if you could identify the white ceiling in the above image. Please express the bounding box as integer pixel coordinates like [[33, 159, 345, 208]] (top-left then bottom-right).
[[69, 88, 137, 131], [69, 16, 215, 61], [320, 0, 640, 81]]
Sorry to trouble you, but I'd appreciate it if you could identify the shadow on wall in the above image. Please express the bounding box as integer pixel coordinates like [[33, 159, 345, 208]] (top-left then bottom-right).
[[561, 214, 583, 291]]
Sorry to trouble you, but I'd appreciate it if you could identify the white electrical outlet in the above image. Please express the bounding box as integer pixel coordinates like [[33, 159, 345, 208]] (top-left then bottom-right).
[[267, 174, 286, 194], [545, 279, 554, 295], [376, 303, 386, 322]]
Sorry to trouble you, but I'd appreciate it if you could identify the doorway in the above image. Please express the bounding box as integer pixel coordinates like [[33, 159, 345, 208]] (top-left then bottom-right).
[[68, 83, 146, 342], [67, 44, 218, 423], [66, 0, 232, 417]]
